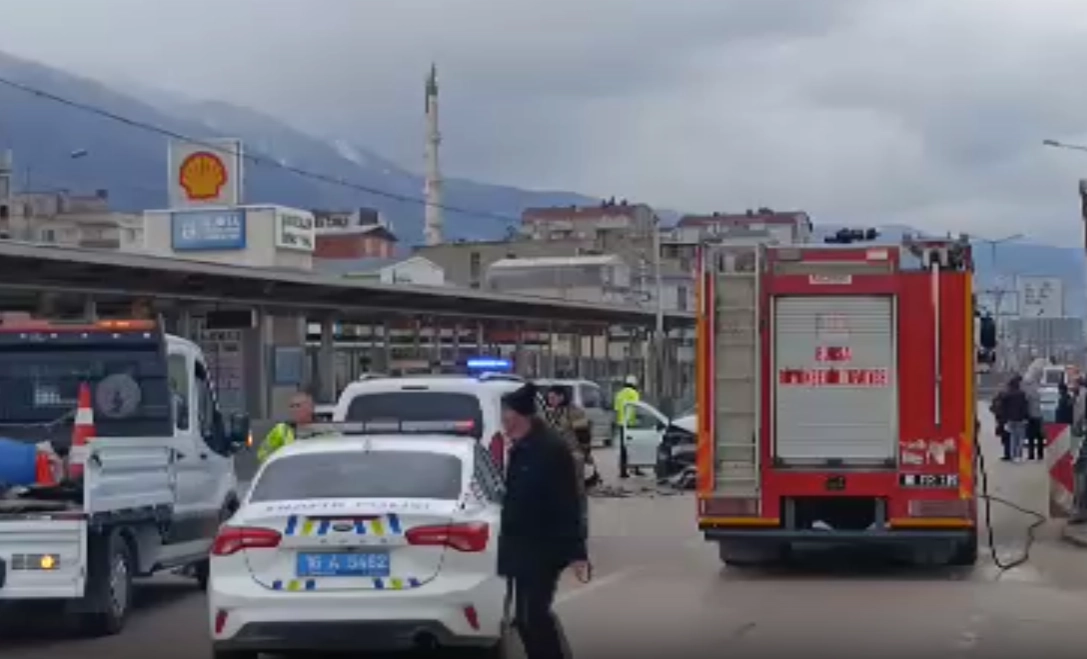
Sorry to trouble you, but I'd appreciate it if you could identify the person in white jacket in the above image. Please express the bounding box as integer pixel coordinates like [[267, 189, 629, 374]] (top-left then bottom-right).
[[1022, 359, 1046, 461]]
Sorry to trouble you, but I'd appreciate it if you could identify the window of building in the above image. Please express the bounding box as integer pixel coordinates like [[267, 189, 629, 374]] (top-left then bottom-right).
[[677, 286, 689, 312], [40, 229, 56, 243]]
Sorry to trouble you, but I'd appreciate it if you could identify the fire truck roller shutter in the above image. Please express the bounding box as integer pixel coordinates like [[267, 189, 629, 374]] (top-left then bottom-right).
[[773, 295, 899, 464]]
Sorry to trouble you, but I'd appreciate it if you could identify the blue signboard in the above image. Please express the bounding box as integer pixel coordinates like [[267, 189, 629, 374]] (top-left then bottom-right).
[[170, 209, 247, 252]]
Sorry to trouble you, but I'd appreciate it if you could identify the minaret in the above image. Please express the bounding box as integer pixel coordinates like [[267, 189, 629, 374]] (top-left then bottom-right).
[[423, 63, 444, 246]]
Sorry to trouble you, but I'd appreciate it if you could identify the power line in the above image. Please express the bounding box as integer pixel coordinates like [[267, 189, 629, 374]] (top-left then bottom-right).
[[0, 74, 521, 226]]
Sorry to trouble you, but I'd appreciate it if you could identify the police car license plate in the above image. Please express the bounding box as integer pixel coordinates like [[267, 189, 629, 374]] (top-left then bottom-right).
[[296, 552, 390, 578]]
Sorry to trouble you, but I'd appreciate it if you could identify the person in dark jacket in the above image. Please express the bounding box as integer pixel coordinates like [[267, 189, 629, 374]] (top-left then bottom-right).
[[1057, 382, 1075, 423], [990, 389, 1011, 461], [999, 376, 1030, 463], [498, 383, 589, 659]]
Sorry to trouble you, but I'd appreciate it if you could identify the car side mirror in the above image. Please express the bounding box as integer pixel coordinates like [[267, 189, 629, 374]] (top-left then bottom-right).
[[224, 412, 251, 453]]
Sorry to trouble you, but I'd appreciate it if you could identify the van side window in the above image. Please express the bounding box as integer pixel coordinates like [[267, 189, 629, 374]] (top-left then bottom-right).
[[194, 361, 215, 441], [580, 384, 603, 409], [167, 354, 190, 431]]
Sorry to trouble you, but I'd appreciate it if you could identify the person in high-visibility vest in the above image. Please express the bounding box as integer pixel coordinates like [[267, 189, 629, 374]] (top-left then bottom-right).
[[613, 375, 642, 478], [257, 392, 315, 463]]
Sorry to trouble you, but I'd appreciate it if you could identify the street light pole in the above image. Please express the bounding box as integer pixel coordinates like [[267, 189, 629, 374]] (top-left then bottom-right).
[[650, 214, 666, 406]]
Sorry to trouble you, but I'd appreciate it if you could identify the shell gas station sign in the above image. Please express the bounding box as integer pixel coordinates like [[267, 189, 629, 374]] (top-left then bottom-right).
[[167, 137, 244, 208]]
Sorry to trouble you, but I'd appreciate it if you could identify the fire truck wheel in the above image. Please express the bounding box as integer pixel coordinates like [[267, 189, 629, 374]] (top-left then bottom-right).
[[717, 540, 786, 567], [948, 531, 978, 566]]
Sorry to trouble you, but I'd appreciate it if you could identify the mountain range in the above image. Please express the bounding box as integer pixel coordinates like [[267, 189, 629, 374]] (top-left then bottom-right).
[[0, 50, 1083, 315]]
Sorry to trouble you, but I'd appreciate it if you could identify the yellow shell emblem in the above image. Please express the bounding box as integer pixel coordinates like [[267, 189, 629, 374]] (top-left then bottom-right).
[[178, 151, 228, 201]]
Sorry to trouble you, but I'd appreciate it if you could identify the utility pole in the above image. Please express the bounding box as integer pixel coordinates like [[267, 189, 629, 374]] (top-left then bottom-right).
[[975, 234, 1022, 371], [651, 213, 667, 408]]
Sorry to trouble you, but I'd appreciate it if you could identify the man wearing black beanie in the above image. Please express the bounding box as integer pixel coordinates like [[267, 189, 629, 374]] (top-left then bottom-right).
[[497, 382, 588, 659]]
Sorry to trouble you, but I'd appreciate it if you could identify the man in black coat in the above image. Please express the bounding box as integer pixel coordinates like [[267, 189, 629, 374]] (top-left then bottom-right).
[[498, 383, 589, 659]]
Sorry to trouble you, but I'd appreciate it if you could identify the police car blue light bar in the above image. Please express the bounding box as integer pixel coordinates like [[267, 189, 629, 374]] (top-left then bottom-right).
[[466, 357, 511, 371], [296, 420, 477, 438]]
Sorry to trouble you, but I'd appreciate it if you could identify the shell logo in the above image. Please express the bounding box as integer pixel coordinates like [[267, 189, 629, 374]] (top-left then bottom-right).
[[178, 151, 229, 201]]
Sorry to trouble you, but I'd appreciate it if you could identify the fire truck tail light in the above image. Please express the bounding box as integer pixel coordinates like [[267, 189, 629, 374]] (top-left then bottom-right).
[[907, 499, 971, 518], [700, 497, 759, 517]]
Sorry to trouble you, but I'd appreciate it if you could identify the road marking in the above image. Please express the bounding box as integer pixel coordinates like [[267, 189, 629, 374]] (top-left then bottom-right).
[[556, 567, 641, 605]]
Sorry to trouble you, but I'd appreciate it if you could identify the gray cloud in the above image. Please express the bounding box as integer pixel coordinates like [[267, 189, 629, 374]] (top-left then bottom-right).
[[0, 0, 1085, 243]]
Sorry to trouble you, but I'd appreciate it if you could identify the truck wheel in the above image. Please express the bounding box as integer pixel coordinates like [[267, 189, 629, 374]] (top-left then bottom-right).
[[948, 531, 978, 566], [80, 532, 134, 636]]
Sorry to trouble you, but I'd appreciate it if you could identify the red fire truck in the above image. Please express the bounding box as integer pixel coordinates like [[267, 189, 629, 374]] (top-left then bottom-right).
[[695, 236, 978, 566]]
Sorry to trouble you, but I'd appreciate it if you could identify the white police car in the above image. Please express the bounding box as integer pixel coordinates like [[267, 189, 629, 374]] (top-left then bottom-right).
[[208, 421, 509, 658], [334, 372, 527, 469]]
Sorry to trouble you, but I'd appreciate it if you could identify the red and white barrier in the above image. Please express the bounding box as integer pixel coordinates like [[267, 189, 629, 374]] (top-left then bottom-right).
[[1045, 423, 1077, 518]]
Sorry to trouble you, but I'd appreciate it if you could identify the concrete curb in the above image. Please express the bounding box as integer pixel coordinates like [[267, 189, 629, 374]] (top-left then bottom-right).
[[1061, 522, 1087, 549]]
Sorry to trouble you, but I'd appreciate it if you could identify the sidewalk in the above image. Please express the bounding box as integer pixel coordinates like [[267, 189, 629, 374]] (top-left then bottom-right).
[[1062, 521, 1087, 548]]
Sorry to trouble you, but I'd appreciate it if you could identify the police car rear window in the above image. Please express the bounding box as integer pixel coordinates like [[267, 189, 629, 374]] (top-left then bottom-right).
[[249, 451, 463, 502], [344, 392, 484, 438]]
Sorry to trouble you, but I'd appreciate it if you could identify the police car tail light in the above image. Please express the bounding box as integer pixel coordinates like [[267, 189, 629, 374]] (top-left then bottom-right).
[[211, 526, 282, 556], [406, 522, 490, 553], [906, 499, 971, 518]]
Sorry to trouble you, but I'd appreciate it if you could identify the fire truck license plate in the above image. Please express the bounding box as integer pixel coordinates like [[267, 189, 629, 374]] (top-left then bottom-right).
[[899, 474, 958, 488]]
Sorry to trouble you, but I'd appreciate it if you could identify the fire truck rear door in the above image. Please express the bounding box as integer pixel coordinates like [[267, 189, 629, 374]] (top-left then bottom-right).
[[773, 295, 898, 465]]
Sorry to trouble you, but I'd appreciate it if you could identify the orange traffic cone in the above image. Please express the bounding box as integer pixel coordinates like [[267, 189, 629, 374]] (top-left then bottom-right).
[[35, 452, 56, 486], [68, 382, 95, 481]]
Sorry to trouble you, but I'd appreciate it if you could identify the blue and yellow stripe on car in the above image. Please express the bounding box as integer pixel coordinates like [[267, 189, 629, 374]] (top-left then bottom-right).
[[283, 514, 403, 537]]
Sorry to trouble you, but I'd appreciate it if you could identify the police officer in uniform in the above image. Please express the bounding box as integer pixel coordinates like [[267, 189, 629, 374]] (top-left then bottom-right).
[[613, 375, 643, 478], [256, 391, 314, 463]]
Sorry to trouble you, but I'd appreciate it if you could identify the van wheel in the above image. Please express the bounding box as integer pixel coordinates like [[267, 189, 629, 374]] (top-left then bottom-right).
[[193, 560, 210, 591], [79, 532, 134, 636]]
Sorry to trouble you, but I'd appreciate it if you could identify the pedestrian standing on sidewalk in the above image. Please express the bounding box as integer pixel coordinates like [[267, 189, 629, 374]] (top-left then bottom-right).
[[999, 376, 1030, 463], [498, 382, 589, 659], [990, 388, 1011, 461], [1022, 365, 1045, 461], [1056, 382, 1075, 425]]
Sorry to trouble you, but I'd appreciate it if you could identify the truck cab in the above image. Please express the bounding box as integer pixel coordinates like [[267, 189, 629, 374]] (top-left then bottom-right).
[[0, 318, 249, 635]]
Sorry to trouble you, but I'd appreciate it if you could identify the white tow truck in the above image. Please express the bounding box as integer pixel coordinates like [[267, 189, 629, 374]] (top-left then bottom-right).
[[0, 318, 250, 635]]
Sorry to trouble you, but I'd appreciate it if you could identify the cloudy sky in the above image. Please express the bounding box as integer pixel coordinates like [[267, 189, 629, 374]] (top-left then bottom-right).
[[0, 0, 1086, 244]]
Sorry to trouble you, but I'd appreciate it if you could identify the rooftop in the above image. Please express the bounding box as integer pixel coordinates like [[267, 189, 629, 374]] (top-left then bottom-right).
[[677, 209, 810, 227], [489, 254, 626, 269]]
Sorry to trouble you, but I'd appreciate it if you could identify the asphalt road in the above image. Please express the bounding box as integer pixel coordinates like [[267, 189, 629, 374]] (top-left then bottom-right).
[[4, 405, 1087, 658]]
